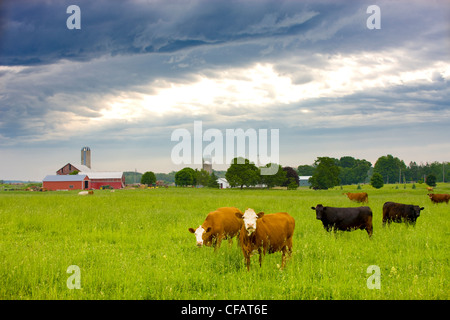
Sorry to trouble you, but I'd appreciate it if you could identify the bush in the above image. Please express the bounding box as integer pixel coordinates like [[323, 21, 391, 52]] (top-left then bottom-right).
[[370, 172, 384, 189], [426, 174, 437, 187], [141, 171, 156, 185], [287, 178, 298, 190]]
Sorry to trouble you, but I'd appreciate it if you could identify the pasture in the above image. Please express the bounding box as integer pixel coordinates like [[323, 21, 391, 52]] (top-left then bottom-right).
[[0, 184, 448, 300]]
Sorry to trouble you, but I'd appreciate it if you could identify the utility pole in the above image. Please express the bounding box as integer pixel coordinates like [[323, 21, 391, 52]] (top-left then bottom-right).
[[444, 162, 446, 183]]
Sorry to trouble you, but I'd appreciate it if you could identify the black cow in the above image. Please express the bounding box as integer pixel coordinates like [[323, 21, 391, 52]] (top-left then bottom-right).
[[310, 204, 373, 237], [382, 202, 424, 226]]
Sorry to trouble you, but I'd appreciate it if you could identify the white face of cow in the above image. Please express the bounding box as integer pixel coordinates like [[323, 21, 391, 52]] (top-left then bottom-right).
[[192, 225, 205, 247], [242, 208, 260, 235]]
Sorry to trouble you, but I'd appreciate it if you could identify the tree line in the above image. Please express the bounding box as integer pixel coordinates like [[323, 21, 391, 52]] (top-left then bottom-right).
[[135, 154, 448, 189]]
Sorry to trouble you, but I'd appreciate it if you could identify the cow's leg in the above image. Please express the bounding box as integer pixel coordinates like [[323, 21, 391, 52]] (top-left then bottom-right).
[[214, 235, 223, 251], [258, 248, 265, 267], [279, 245, 288, 269], [366, 225, 373, 238], [226, 236, 233, 247], [245, 252, 251, 271]]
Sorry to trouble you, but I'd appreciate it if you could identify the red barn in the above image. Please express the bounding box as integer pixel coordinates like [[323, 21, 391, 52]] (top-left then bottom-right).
[[80, 171, 125, 190], [43, 174, 90, 191]]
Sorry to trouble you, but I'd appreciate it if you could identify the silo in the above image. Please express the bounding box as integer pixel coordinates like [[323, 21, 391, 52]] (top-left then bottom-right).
[[202, 156, 212, 174], [81, 146, 91, 169]]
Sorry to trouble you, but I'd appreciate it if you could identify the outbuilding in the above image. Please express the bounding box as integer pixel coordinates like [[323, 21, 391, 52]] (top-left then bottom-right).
[[43, 174, 90, 191], [299, 176, 312, 187], [80, 171, 125, 190], [217, 177, 230, 189]]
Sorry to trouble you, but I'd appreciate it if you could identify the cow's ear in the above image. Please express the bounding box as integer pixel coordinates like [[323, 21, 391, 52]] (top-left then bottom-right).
[[420, 207, 425, 210], [235, 212, 243, 219], [205, 227, 212, 233], [188, 228, 195, 233], [311, 207, 316, 210], [257, 212, 264, 219]]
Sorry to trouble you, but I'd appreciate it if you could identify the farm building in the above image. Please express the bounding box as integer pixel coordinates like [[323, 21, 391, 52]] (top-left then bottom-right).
[[43, 174, 90, 191], [299, 176, 312, 187], [56, 163, 91, 175], [51, 147, 125, 190], [217, 177, 230, 189], [79, 171, 125, 190]]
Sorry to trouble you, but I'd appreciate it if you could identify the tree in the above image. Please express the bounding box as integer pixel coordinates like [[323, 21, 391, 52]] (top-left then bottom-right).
[[195, 169, 210, 186], [208, 172, 219, 188], [175, 167, 195, 186], [287, 178, 298, 190], [141, 171, 156, 185], [426, 174, 437, 187], [282, 167, 299, 187], [309, 157, 340, 190], [297, 165, 315, 176], [373, 154, 406, 184], [260, 163, 286, 188], [338, 156, 372, 185], [370, 172, 384, 189], [225, 157, 260, 189]]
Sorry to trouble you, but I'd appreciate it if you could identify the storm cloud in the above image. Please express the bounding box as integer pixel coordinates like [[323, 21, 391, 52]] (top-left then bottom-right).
[[0, 0, 449, 180]]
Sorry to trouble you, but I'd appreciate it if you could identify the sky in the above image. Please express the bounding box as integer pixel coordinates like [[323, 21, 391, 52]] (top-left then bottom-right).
[[0, 0, 449, 181]]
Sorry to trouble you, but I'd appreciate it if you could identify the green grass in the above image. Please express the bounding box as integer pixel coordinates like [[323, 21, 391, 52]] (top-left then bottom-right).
[[0, 184, 448, 300]]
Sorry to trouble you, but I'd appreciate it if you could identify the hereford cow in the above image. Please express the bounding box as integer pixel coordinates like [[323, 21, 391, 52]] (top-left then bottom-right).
[[382, 202, 424, 226], [188, 207, 243, 250], [235, 209, 295, 271], [311, 204, 373, 237], [344, 192, 368, 203], [428, 193, 450, 204]]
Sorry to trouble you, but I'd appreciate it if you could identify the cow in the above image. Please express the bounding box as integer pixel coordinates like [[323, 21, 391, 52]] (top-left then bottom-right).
[[78, 190, 93, 195], [426, 187, 434, 192], [428, 193, 450, 204], [310, 204, 373, 237], [235, 209, 295, 271], [343, 192, 368, 203], [382, 202, 424, 226], [188, 207, 243, 250]]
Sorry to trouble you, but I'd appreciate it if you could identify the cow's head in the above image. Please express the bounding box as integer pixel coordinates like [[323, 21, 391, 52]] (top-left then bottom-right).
[[427, 194, 433, 199], [235, 208, 264, 235], [311, 204, 325, 220], [188, 225, 212, 247], [411, 205, 424, 218]]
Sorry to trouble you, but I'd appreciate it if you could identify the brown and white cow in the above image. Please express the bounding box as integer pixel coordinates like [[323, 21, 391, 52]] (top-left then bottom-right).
[[344, 192, 368, 203], [235, 208, 295, 271], [188, 207, 243, 250], [428, 193, 450, 204]]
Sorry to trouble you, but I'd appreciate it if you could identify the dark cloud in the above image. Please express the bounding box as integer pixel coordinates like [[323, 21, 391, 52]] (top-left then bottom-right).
[[0, 0, 449, 179]]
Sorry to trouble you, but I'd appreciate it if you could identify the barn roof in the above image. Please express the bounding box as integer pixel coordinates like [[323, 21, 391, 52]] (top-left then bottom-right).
[[43, 174, 89, 182]]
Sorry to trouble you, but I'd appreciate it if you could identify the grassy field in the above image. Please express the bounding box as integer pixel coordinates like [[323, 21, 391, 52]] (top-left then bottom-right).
[[0, 184, 448, 300]]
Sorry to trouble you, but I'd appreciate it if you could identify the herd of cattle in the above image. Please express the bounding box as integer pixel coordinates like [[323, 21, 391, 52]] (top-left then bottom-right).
[[189, 192, 449, 271]]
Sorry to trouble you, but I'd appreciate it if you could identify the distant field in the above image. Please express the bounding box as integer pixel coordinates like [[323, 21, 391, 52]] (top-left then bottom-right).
[[0, 184, 448, 299]]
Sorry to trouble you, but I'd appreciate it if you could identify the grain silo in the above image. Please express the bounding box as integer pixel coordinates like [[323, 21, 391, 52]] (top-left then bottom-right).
[[202, 156, 212, 174], [81, 146, 91, 169]]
